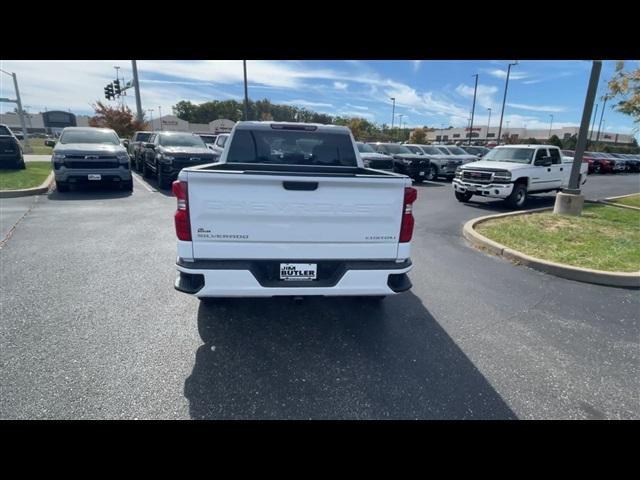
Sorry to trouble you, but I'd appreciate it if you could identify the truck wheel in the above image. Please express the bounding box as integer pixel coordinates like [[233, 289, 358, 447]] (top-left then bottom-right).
[[142, 159, 151, 178], [455, 191, 473, 202], [157, 169, 171, 190], [594, 164, 601, 174], [122, 180, 133, 192], [425, 165, 438, 181], [506, 183, 527, 208]]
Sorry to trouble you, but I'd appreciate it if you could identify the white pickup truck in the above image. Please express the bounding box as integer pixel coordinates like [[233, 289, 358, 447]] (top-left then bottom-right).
[[172, 121, 417, 300], [452, 144, 588, 208]]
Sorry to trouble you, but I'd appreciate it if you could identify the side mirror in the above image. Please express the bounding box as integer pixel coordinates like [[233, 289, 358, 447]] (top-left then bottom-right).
[[45, 139, 55, 147], [535, 157, 553, 167], [122, 139, 129, 148]]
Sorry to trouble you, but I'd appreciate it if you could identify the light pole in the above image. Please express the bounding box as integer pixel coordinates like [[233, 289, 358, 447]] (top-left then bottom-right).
[[158, 106, 162, 130], [131, 60, 144, 123], [555, 60, 601, 216], [396, 114, 404, 142], [468, 74, 479, 145], [0, 68, 31, 152], [497, 61, 518, 145], [548, 114, 554, 139], [595, 96, 607, 145], [147, 109, 154, 130], [114, 65, 122, 107], [589, 102, 599, 144], [486, 107, 492, 143], [390, 97, 396, 132], [243, 60, 249, 121]]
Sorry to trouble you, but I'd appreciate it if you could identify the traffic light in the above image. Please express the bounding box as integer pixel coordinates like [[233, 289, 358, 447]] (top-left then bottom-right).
[[113, 79, 121, 96], [104, 82, 115, 100]]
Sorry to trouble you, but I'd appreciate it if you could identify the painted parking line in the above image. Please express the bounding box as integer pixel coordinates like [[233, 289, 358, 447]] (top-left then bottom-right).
[[421, 180, 447, 185], [132, 173, 155, 192]]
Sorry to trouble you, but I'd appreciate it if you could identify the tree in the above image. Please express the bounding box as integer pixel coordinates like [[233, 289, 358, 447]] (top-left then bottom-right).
[[606, 61, 640, 130], [89, 101, 147, 138], [410, 128, 427, 144], [548, 134, 563, 148], [562, 134, 578, 150]]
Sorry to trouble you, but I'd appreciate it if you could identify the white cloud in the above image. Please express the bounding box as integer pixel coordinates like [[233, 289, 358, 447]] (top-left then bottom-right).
[[412, 61, 422, 72], [333, 81, 348, 90], [280, 99, 334, 108], [454, 83, 499, 109], [485, 68, 529, 80], [507, 102, 568, 113], [346, 103, 369, 110]]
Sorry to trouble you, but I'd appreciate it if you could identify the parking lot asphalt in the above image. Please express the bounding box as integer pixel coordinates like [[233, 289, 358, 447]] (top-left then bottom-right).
[[0, 172, 638, 419]]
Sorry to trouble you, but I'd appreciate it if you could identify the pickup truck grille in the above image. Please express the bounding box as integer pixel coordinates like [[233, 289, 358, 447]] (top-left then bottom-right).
[[367, 159, 393, 170], [462, 170, 492, 183], [64, 155, 118, 160], [64, 161, 119, 169]]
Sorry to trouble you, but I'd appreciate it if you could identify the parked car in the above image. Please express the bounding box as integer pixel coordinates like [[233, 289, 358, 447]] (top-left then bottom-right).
[[173, 121, 416, 301], [127, 131, 153, 172], [197, 133, 218, 150], [434, 145, 478, 164], [140, 131, 217, 189], [0, 123, 25, 169], [355, 142, 394, 171], [49, 127, 132, 192], [621, 154, 640, 172], [460, 145, 490, 159], [208, 133, 229, 158], [581, 151, 611, 174], [600, 153, 626, 173], [404, 144, 460, 180], [453, 144, 588, 208], [369, 142, 430, 182]]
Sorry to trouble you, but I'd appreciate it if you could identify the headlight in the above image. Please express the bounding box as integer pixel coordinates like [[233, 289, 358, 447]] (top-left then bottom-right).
[[163, 156, 175, 164], [493, 171, 511, 181], [52, 153, 65, 162], [363, 159, 371, 167], [402, 158, 413, 164], [117, 153, 129, 162]]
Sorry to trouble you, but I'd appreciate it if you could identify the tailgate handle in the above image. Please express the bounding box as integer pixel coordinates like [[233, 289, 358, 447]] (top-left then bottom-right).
[[283, 181, 318, 191]]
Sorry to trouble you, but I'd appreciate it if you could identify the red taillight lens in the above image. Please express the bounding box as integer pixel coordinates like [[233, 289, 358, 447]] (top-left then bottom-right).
[[399, 186, 417, 243], [172, 180, 191, 241]]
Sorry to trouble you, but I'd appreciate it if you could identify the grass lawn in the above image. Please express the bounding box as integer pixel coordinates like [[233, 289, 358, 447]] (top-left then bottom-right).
[[476, 204, 640, 272], [610, 193, 640, 209], [21, 138, 53, 155], [0, 162, 52, 190]]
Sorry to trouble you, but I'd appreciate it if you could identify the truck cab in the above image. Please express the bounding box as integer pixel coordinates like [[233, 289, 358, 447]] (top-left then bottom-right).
[[452, 144, 588, 208]]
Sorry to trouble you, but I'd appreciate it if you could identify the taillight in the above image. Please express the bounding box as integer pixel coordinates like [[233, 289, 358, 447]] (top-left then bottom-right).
[[399, 186, 417, 243], [172, 180, 191, 241]]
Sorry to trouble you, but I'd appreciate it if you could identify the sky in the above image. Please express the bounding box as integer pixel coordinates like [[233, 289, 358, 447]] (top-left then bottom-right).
[[0, 60, 638, 139]]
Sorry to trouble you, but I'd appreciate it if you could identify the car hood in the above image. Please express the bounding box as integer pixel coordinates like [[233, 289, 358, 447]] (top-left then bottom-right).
[[461, 160, 530, 171], [160, 146, 214, 155], [54, 143, 126, 155]]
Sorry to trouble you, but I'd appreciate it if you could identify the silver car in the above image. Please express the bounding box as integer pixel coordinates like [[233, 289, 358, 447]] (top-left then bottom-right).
[[48, 127, 132, 192], [404, 144, 461, 180]]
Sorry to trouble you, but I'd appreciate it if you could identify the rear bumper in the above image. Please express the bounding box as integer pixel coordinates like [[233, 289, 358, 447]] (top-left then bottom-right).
[[175, 258, 412, 297]]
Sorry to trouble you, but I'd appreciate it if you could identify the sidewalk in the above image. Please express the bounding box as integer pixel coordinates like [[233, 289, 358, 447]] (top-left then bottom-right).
[[24, 154, 51, 162]]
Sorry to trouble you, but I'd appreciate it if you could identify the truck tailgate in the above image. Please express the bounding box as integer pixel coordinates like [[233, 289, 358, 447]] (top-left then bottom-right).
[[185, 170, 408, 260]]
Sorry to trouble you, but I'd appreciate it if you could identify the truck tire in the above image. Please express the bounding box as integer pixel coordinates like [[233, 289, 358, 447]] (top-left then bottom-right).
[[506, 183, 527, 208], [455, 191, 473, 202], [157, 168, 171, 190], [122, 179, 133, 192], [425, 165, 438, 181]]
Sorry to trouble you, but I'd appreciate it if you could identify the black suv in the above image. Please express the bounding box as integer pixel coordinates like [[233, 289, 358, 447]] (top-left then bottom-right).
[[0, 124, 25, 169], [140, 131, 217, 189], [370, 142, 429, 182]]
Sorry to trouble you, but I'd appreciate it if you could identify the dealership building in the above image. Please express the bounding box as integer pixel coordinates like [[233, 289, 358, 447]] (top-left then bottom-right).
[[426, 125, 635, 145]]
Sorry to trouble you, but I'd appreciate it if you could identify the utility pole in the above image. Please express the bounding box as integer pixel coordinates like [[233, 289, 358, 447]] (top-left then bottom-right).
[[147, 109, 154, 130], [243, 60, 249, 121], [486, 107, 492, 143], [390, 97, 396, 131], [497, 61, 518, 145], [588, 102, 599, 147], [396, 114, 404, 142], [131, 60, 144, 123], [548, 114, 554, 138], [554, 60, 601, 216], [158, 106, 162, 130], [468, 74, 478, 145]]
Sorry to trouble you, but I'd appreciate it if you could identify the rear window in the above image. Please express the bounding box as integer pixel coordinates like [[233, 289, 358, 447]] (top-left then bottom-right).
[[135, 132, 152, 142], [0, 137, 18, 152], [0, 125, 13, 136], [226, 129, 358, 167]]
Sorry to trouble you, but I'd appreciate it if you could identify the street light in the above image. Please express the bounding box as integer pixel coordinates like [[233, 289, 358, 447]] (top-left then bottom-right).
[[497, 61, 518, 145], [396, 114, 404, 142], [486, 107, 492, 143], [468, 74, 479, 145], [243, 60, 249, 121], [158, 106, 162, 130], [390, 97, 396, 131], [147, 109, 154, 130], [548, 114, 554, 138], [0, 68, 31, 152]]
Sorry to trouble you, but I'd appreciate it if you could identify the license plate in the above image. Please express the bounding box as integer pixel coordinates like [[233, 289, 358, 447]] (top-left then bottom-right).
[[419, 171, 425, 176], [280, 263, 317, 281], [88, 174, 101, 181], [467, 185, 477, 192]]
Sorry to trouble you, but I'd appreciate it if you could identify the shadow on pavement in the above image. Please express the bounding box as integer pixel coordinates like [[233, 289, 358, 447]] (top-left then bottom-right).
[[132, 173, 174, 197], [47, 184, 132, 200], [184, 293, 517, 419], [459, 195, 557, 213]]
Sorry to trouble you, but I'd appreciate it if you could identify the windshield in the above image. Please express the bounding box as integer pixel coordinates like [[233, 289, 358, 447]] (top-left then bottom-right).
[[406, 146, 424, 154], [383, 144, 413, 154], [135, 132, 152, 142], [357, 143, 376, 153], [448, 146, 468, 155], [159, 134, 206, 147], [437, 147, 452, 155], [421, 146, 442, 155], [60, 129, 119, 145], [226, 129, 357, 166], [482, 147, 534, 164], [0, 125, 12, 135]]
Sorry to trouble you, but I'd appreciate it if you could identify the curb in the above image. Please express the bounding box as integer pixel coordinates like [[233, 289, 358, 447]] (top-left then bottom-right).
[[599, 193, 640, 211], [0, 171, 54, 198], [463, 207, 640, 289]]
